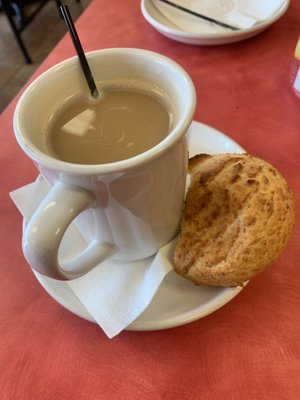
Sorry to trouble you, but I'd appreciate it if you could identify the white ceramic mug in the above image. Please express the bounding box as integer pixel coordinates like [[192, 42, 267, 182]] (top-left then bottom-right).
[[14, 48, 196, 280]]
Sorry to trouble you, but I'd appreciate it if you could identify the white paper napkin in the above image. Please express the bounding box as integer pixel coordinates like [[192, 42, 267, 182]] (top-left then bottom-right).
[[10, 177, 175, 338], [153, 0, 285, 33]]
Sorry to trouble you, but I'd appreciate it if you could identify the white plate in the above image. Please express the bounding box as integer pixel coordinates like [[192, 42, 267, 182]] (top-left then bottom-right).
[[32, 121, 246, 331], [141, 0, 289, 45]]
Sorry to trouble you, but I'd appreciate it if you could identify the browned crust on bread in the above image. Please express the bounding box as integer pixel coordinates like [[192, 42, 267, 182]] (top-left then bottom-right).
[[174, 153, 296, 287]]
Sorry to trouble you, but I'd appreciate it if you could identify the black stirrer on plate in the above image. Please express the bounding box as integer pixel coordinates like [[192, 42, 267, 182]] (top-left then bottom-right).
[[60, 5, 99, 98], [156, 0, 239, 31]]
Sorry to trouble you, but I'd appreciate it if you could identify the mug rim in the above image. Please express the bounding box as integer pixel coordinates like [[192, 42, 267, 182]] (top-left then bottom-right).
[[14, 48, 196, 175]]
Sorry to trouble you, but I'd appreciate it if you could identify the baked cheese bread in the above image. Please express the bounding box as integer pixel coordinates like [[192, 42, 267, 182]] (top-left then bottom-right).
[[174, 153, 295, 287]]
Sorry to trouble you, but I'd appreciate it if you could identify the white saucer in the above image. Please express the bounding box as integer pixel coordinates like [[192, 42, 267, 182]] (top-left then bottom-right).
[[32, 121, 245, 331], [141, 0, 289, 45]]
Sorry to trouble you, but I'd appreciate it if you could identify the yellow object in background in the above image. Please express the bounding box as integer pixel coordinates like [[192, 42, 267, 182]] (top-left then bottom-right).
[[294, 36, 300, 60]]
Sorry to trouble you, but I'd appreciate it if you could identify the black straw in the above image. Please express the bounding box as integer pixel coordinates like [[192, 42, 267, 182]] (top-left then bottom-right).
[[60, 5, 99, 98], [156, 0, 239, 31]]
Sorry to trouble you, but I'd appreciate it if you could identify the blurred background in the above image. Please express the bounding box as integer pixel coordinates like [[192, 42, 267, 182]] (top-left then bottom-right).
[[0, 0, 91, 113]]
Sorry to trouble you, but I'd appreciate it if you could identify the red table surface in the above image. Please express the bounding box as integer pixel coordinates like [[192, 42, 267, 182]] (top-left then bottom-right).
[[1, 1, 300, 399]]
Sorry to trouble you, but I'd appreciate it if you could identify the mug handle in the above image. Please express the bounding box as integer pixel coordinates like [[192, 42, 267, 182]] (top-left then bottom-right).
[[22, 181, 115, 280]]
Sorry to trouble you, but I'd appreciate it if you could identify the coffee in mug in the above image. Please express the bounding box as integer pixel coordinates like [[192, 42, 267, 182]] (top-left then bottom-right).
[[48, 82, 173, 164]]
